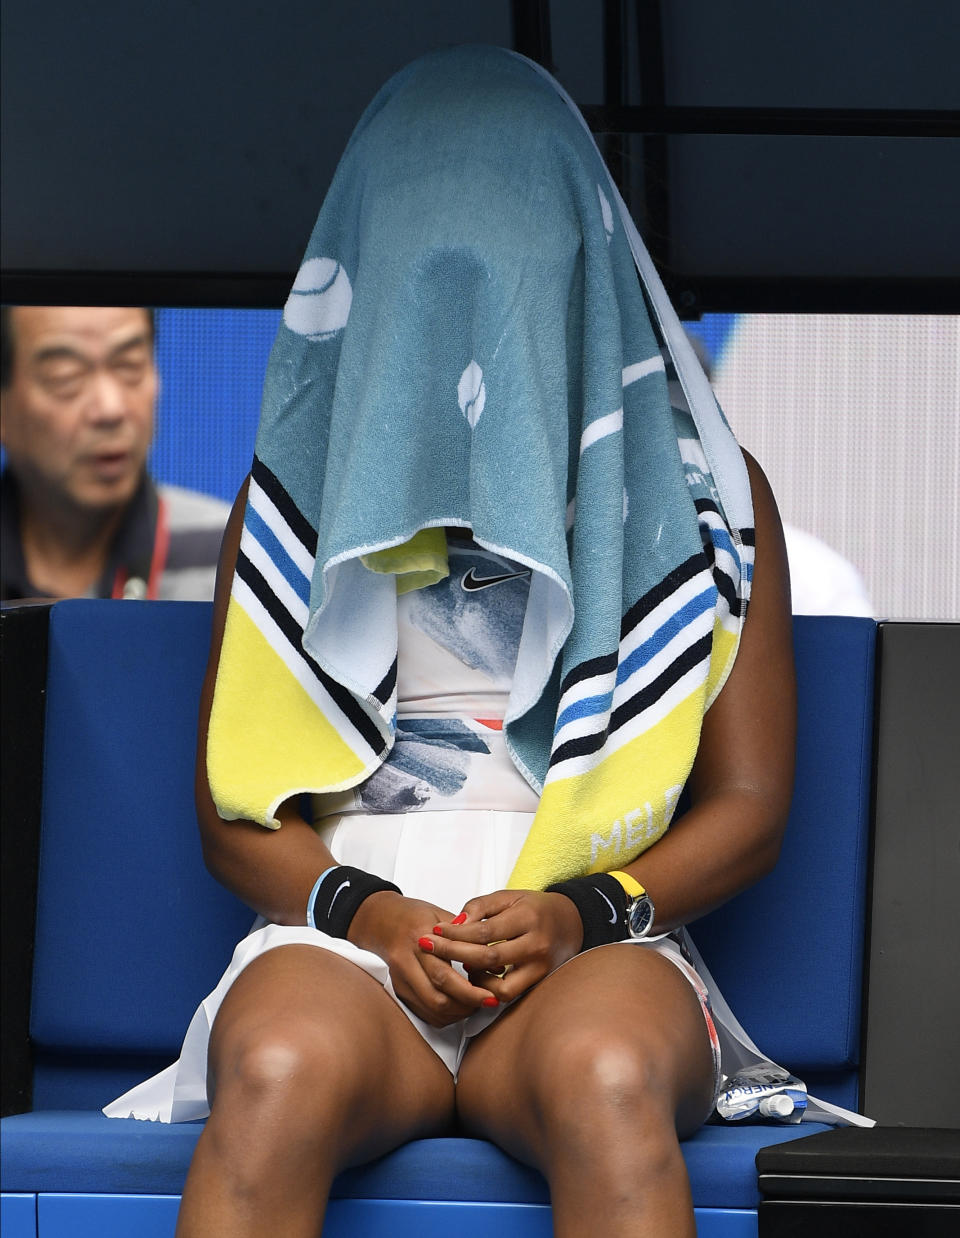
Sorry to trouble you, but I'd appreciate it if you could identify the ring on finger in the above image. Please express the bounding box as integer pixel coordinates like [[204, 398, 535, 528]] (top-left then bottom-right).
[[489, 941, 511, 980]]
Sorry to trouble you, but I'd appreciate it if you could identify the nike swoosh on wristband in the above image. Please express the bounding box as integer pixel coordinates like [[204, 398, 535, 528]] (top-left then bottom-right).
[[461, 566, 532, 591], [327, 880, 351, 915], [596, 888, 618, 924]]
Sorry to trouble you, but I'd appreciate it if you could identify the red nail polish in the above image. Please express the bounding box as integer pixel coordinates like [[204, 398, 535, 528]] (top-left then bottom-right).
[[432, 925, 444, 936], [418, 936, 434, 952], [452, 912, 468, 925], [482, 995, 499, 1008]]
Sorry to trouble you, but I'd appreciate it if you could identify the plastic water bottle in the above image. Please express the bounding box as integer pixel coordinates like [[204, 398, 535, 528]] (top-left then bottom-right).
[[716, 1064, 808, 1124]]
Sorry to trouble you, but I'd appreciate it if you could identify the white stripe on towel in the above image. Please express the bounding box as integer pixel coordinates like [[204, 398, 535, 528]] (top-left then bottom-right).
[[580, 408, 623, 454], [622, 356, 666, 388]]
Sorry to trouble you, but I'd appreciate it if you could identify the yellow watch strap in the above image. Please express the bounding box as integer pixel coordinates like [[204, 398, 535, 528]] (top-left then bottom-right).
[[607, 870, 646, 899]]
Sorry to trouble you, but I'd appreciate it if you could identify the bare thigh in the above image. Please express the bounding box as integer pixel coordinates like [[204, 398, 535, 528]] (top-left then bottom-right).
[[207, 944, 456, 1169], [177, 946, 456, 1236], [456, 943, 716, 1165]]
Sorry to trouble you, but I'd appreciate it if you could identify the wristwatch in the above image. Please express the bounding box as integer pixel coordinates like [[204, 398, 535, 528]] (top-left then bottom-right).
[[608, 870, 656, 939]]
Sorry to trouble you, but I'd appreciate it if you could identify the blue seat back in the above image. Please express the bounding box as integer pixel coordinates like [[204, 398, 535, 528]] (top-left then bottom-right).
[[693, 616, 875, 1105], [31, 601, 253, 1083]]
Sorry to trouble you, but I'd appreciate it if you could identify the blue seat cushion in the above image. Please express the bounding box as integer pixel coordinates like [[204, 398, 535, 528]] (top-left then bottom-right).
[[0, 1112, 833, 1209]]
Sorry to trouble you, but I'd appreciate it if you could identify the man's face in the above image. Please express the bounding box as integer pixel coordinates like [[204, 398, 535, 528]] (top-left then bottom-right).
[[1, 306, 157, 514]]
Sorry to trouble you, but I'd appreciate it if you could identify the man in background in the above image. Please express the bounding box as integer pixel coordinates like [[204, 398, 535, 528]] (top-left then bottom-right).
[[1, 305, 229, 601]]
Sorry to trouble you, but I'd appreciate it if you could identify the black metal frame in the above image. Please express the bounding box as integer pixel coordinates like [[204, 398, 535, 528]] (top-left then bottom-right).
[[581, 105, 960, 139], [511, 0, 553, 69], [0, 605, 50, 1117], [0, 272, 296, 311], [511, 0, 960, 316]]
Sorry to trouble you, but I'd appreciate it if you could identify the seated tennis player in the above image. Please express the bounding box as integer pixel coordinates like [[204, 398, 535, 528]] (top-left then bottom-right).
[[106, 46, 798, 1237]]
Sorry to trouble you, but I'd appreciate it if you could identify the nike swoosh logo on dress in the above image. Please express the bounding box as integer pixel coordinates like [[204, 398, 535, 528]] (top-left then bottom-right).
[[461, 566, 532, 592]]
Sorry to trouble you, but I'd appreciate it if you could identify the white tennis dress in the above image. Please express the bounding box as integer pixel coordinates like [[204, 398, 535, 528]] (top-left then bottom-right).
[[106, 540, 841, 1125]]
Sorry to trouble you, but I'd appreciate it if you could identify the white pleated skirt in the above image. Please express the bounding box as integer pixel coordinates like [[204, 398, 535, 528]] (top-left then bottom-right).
[[103, 807, 725, 1124]]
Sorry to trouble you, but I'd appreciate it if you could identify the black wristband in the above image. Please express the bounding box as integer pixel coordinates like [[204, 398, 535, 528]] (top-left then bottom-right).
[[308, 866, 401, 939], [545, 873, 629, 952]]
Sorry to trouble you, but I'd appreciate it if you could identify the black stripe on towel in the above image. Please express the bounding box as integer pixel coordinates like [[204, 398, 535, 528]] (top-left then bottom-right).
[[692, 513, 747, 619], [251, 456, 319, 557], [372, 658, 397, 707], [549, 632, 713, 769], [619, 553, 705, 642], [694, 500, 755, 558], [235, 551, 387, 758], [559, 650, 619, 699], [609, 632, 713, 733], [712, 566, 743, 620]]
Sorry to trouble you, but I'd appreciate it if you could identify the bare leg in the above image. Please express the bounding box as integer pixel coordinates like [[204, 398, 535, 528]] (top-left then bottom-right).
[[176, 945, 455, 1238], [456, 944, 716, 1238]]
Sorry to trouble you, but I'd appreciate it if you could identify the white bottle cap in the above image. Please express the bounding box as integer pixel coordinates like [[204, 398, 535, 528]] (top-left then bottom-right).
[[759, 1093, 795, 1118]]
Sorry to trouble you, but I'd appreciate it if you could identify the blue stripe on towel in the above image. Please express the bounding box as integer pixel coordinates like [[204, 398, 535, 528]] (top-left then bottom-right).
[[554, 586, 715, 734], [245, 507, 311, 607], [555, 688, 615, 732], [615, 588, 715, 688], [708, 525, 740, 564]]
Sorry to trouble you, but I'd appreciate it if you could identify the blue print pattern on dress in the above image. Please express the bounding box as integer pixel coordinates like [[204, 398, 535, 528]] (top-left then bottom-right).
[[358, 718, 491, 814], [404, 548, 530, 686]]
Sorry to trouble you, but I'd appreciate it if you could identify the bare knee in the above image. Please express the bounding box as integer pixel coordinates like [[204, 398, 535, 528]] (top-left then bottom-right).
[[198, 1024, 358, 1202], [545, 1030, 674, 1121], [211, 1018, 357, 1128], [524, 1026, 703, 1173], [520, 1030, 699, 1229], [229, 1032, 328, 1098]]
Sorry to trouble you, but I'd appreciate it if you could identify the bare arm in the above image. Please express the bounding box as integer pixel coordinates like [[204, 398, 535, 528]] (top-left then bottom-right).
[[617, 449, 796, 928]]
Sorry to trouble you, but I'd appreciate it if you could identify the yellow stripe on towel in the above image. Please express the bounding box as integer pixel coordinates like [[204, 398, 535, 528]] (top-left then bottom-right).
[[207, 602, 368, 827], [507, 688, 706, 890], [705, 619, 739, 708]]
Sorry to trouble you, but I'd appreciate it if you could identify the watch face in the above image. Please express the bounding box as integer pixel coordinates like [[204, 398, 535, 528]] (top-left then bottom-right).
[[627, 894, 655, 938]]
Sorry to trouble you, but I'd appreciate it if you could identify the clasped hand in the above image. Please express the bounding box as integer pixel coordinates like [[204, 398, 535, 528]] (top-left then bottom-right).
[[348, 889, 583, 1028]]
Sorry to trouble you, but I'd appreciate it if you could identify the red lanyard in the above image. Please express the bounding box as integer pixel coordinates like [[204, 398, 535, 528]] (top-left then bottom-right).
[[110, 496, 170, 600]]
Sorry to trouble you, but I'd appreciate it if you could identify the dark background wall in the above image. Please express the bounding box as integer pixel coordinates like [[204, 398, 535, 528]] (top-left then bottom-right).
[[3, 0, 958, 310]]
